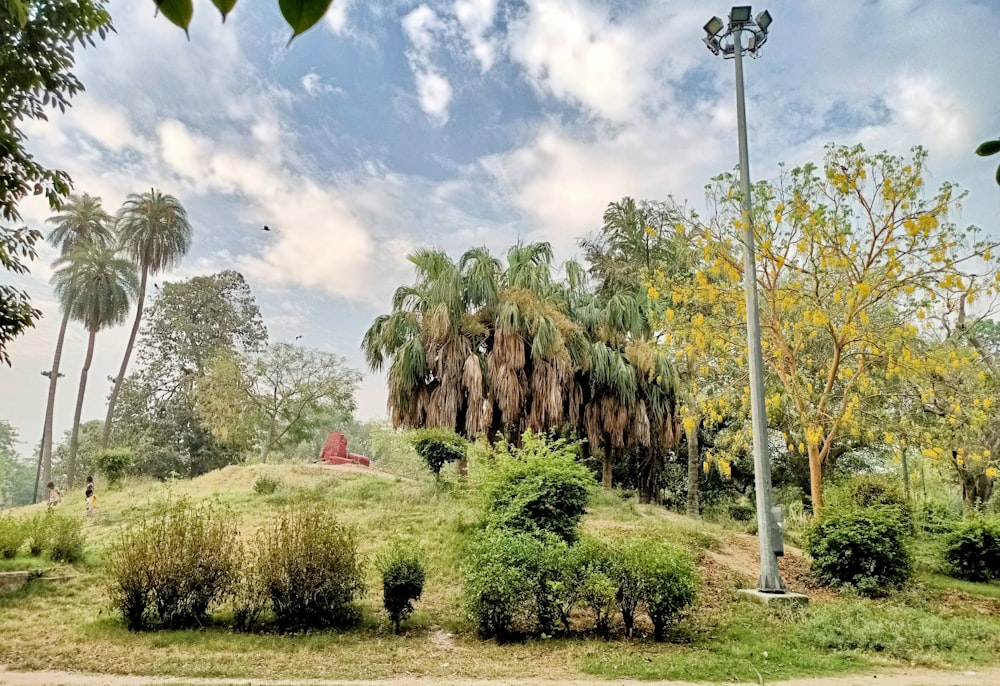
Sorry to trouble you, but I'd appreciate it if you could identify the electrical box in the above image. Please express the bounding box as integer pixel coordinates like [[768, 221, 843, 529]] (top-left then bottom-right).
[[770, 506, 785, 557]]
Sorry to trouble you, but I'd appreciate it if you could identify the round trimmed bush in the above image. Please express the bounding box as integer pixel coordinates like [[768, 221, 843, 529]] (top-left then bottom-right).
[[377, 541, 426, 633], [479, 432, 595, 543], [636, 542, 698, 641], [805, 508, 912, 596], [463, 527, 568, 639], [943, 517, 1000, 582], [826, 474, 912, 529]]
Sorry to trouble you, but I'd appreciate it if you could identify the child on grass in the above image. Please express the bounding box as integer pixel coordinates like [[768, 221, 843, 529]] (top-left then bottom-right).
[[85, 475, 97, 516], [46, 481, 63, 509]]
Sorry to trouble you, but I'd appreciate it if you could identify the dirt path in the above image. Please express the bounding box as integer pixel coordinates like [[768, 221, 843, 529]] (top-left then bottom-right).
[[2, 666, 1000, 686]]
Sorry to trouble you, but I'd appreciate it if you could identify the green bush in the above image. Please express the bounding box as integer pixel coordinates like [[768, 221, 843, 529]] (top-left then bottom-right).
[[805, 508, 912, 596], [410, 428, 467, 478], [106, 499, 239, 630], [463, 527, 567, 639], [45, 513, 84, 563], [377, 541, 426, 633], [248, 506, 365, 632], [918, 499, 961, 534], [479, 432, 595, 543], [609, 538, 645, 637], [253, 474, 280, 495], [827, 474, 912, 528], [636, 542, 698, 641], [94, 448, 134, 487], [0, 515, 26, 558], [23, 514, 49, 556], [567, 536, 616, 636], [943, 517, 1000, 582]]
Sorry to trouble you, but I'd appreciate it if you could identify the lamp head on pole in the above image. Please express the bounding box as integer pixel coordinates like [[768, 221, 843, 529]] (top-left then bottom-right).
[[703, 7, 772, 58], [729, 5, 752, 26], [704, 16, 724, 36]]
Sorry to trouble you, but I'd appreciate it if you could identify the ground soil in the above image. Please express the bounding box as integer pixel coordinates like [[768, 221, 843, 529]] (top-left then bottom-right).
[[3, 665, 1000, 686]]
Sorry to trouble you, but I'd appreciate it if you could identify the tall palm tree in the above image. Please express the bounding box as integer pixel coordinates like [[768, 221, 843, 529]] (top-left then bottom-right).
[[52, 246, 138, 484], [578, 198, 681, 494], [103, 189, 191, 446], [40, 194, 114, 490]]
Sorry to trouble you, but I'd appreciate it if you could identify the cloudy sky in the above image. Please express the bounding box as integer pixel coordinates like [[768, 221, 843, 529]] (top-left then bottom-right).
[[1, 0, 998, 458]]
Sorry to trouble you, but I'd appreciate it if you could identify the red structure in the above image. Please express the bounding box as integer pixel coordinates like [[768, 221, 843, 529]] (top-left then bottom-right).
[[319, 431, 370, 467]]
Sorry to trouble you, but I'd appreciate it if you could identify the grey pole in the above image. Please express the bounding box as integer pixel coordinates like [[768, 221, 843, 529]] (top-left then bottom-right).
[[732, 26, 785, 593]]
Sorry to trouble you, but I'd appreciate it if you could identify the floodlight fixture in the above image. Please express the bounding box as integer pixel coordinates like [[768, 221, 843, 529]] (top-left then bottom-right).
[[729, 5, 752, 25], [756, 9, 772, 32], [703, 35, 722, 54], [704, 16, 724, 37]]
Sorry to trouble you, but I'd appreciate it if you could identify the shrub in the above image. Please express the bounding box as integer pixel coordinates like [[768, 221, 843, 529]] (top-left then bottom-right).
[[410, 428, 467, 478], [0, 515, 26, 559], [918, 499, 961, 534], [253, 474, 280, 495], [570, 536, 617, 636], [478, 432, 595, 543], [23, 514, 49, 556], [377, 541, 426, 633], [45, 513, 84, 563], [463, 527, 567, 639], [636, 542, 698, 641], [827, 474, 912, 528], [94, 448, 134, 487], [609, 539, 645, 637], [805, 508, 912, 596], [106, 499, 239, 630], [250, 506, 365, 632], [943, 517, 1000, 582]]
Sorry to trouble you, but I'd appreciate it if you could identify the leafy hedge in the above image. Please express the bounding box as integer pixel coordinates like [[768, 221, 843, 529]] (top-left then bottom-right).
[[805, 507, 912, 596], [943, 517, 1000, 582], [478, 432, 595, 543]]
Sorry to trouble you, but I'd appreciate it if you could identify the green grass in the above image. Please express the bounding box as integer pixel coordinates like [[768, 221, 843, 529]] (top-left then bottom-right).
[[920, 572, 1000, 599], [2, 462, 1000, 681]]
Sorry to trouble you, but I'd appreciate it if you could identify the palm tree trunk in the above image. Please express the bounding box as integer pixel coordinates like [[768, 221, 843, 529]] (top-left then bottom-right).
[[68, 327, 97, 486], [602, 448, 613, 490], [41, 308, 71, 489], [686, 418, 700, 517], [102, 266, 147, 447]]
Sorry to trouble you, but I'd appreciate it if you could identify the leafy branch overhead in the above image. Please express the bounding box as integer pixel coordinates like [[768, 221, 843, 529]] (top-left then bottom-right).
[[154, 0, 334, 40], [976, 138, 1000, 186]]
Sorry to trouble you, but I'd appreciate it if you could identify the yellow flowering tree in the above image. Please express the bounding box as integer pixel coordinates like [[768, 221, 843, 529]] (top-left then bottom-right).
[[648, 216, 748, 515], [674, 144, 999, 516]]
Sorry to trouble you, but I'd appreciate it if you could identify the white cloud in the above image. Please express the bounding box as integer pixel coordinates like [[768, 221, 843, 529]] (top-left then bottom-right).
[[301, 71, 344, 97], [402, 5, 445, 52], [402, 5, 454, 125], [455, 0, 499, 71], [324, 0, 354, 35], [413, 69, 454, 125]]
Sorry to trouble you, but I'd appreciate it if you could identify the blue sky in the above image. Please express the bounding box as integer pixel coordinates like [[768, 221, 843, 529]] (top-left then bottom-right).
[[2, 0, 999, 458]]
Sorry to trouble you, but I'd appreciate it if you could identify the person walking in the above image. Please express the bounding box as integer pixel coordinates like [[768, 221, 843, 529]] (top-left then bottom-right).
[[46, 481, 63, 509], [84, 475, 97, 516]]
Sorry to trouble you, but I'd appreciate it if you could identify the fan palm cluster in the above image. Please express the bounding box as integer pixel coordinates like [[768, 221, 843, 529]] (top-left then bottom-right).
[[40, 190, 191, 488], [363, 230, 680, 495]]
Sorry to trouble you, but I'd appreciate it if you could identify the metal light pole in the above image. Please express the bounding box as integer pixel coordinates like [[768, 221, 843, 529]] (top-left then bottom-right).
[[704, 6, 785, 593]]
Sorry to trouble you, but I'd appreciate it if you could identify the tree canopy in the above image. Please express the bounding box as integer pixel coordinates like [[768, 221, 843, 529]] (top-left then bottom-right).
[[0, 0, 113, 363]]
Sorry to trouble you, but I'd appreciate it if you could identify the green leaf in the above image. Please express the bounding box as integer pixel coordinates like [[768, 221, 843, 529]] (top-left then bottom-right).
[[211, 0, 237, 22], [1, 0, 28, 28], [154, 0, 194, 34], [279, 0, 334, 41], [976, 139, 1000, 157], [995, 163, 1000, 187]]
